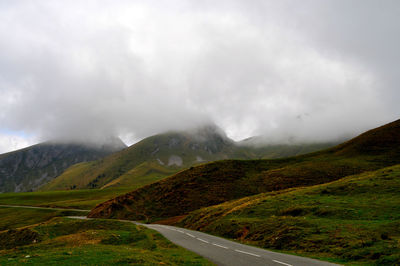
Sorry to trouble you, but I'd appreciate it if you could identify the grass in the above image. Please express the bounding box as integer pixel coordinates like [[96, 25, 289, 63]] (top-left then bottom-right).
[[0, 217, 213, 265], [39, 162, 96, 191], [39, 161, 175, 192], [0, 207, 88, 231], [0, 187, 134, 210], [177, 164, 400, 265], [101, 161, 177, 189]]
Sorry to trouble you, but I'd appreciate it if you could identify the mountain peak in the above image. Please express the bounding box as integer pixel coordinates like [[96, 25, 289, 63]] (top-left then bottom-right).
[[184, 124, 233, 144], [0, 137, 127, 193]]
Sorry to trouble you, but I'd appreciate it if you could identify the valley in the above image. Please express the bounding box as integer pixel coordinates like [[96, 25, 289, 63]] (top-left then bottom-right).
[[1, 120, 400, 265]]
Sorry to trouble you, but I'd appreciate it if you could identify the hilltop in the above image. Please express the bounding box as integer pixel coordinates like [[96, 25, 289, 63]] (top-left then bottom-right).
[[0, 138, 126, 193], [88, 119, 400, 221]]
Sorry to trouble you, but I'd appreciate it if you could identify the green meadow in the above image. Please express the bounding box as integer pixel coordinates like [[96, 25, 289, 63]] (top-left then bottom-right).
[[0, 207, 88, 231], [0, 187, 133, 210], [0, 217, 212, 265]]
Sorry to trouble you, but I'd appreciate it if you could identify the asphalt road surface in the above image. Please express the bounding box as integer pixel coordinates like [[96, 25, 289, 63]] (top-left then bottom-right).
[[2, 205, 340, 265], [139, 223, 339, 266], [28, 212, 339, 266], [67, 216, 339, 265]]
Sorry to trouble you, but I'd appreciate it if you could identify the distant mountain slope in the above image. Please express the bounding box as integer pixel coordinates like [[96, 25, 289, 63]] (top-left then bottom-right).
[[177, 164, 400, 265], [234, 141, 340, 159], [42, 125, 338, 191], [88, 119, 400, 221], [0, 138, 126, 193], [41, 125, 236, 191], [333, 118, 400, 158]]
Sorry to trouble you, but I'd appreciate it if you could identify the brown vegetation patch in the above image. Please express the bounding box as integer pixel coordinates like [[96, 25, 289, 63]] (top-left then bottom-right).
[[154, 215, 187, 225], [52, 232, 101, 247], [0, 228, 41, 249]]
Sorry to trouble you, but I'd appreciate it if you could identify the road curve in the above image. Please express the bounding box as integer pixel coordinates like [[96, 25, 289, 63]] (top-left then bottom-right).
[[67, 215, 339, 266], [139, 223, 339, 266], [3, 205, 338, 265]]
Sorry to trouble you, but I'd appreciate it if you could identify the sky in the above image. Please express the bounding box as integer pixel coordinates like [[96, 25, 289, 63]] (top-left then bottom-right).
[[0, 0, 399, 153]]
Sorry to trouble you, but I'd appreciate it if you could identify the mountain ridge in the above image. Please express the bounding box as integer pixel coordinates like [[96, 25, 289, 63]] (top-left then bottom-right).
[[0, 137, 127, 192], [41, 124, 339, 191], [87, 118, 400, 221]]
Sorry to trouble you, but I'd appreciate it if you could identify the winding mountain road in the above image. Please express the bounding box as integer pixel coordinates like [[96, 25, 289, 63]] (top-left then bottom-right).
[[1, 205, 338, 266], [139, 223, 339, 266]]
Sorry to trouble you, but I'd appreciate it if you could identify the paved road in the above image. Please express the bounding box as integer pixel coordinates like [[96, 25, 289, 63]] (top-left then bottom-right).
[[67, 216, 338, 265], [0, 204, 89, 212], [138, 223, 339, 266], [40, 212, 338, 266], [3, 205, 339, 265]]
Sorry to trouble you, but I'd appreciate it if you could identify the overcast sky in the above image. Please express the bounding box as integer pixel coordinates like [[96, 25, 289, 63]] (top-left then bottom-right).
[[0, 0, 399, 153]]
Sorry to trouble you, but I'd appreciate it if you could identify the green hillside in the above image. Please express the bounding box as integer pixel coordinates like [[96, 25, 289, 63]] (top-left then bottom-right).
[[42, 125, 337, 191], [0, 207, 88, 231], [0, 187, 133, 210], [88, 119, 400, 222], [178, 164, 400, 265], [0, 218, 212, 265]]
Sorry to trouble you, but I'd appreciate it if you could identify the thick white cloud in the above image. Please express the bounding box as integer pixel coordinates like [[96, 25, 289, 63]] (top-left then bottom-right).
[[0, 133, 37, 154], [0, 0, 399, 152]]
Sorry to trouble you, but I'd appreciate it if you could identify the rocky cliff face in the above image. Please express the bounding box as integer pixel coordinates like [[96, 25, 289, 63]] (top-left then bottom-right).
[[0, 138, 126, 192]]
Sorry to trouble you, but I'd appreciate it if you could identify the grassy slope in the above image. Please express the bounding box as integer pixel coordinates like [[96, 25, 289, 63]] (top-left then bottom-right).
[[101, 161, 177, 189], [0, 207, 88, 231], [39, 162, 95, 191], [0, 187, 134, 210], [87, 119, 400, 221], [178, 164, 400, 265], [234, 142, 340, 159], [0, 218, 212, 265]]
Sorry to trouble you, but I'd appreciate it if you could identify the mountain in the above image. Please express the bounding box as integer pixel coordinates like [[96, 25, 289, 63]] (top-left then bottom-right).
[[0, 138, 126, 193], [88, 119, 400, 221], [41, 124, 338, 191]]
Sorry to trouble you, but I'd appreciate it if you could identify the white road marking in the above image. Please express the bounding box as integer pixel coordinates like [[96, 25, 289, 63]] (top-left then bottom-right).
[[234, 249, 261, 257], [186, 233, 195, 238], [272, 260, 293, 266], [212, 243, 228, 249], [177, 230, 184, 233], [197, 238, 209, 243]]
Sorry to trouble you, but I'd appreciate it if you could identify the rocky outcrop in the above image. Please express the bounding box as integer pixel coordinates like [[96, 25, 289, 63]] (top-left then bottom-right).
[[0, 138, 126, 192]]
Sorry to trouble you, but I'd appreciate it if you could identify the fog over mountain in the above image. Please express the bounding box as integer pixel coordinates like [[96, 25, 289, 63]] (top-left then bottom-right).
[[0, 0, 399, 153]]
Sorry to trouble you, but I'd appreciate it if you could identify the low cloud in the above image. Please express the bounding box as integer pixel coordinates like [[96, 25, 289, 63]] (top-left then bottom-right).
[[0, 0, 399, 152]]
